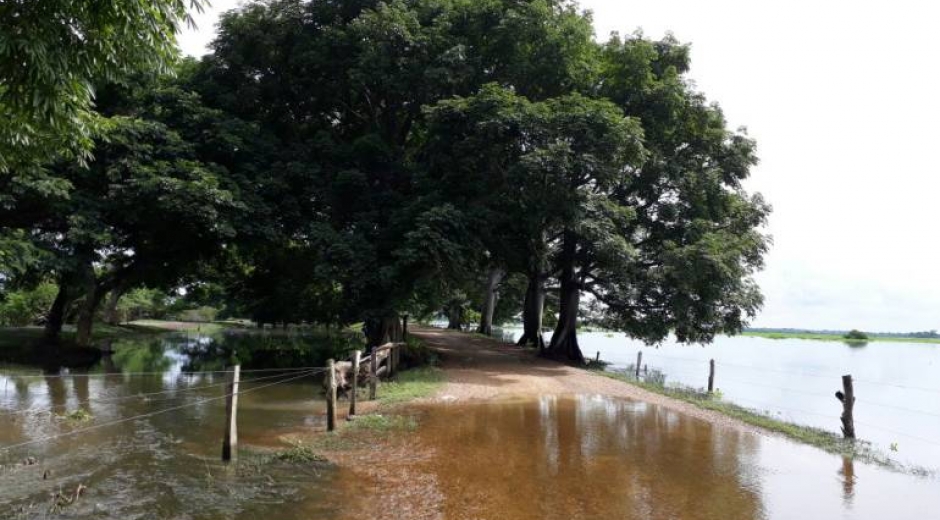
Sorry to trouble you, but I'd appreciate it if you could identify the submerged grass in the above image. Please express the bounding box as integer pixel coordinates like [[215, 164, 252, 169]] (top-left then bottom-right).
[[597, 370, 933, 477]]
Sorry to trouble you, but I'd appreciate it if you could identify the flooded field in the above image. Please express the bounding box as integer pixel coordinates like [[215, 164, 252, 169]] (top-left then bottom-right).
[[1, 331, 937, 519], [499, 328, 940, 470]]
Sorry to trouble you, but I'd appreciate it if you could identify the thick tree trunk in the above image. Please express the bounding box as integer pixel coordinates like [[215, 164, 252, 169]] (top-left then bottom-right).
[[545, 233, 584, 364], [364, 313, 403, 347], [103, 284, 129, 326], [477, 268, 505, 336], [446, 305, 463, 330], [76, 284, 106, 346], [43, 284, 70, 344], [516, 273, 546, 352]]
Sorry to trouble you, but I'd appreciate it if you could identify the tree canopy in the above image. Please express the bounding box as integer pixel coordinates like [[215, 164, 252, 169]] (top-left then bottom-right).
[[0, 0, 771, 359]]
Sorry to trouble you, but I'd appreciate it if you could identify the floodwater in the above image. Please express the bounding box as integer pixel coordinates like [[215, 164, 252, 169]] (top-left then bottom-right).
[[401, 395, 937, 520], [501, 328, 940, 470], [0, 331, 347, 519], [1, 332, 938, 519]]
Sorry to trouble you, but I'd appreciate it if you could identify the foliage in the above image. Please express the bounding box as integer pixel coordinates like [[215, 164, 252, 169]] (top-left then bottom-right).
[[0, 0, 203, 177], [844, 329, 869, 340], [114, 288, 171, 323], [0, 282, 57, 326]]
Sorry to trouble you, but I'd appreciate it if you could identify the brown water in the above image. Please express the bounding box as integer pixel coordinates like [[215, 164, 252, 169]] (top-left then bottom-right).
[[386, 395, 937, 520], [1, 333, 937, 519]]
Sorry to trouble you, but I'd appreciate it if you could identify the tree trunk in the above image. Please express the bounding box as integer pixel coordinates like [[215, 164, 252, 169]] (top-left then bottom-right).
[[478, 268, 505, 336], [364, 313, 403, 347], [76, 284, 106, 346], [545, 233, 584, 363], [43, 284, 70, 344], [446, 305, 463, 330], [516, 273, 546, 352], [103, 284, 129, 326]]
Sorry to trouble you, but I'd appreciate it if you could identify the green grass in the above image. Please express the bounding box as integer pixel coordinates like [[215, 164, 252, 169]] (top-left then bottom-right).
[[377, 366, 446, 404], [270, 441, 326, 463], [348, 414, 418, 432], [741, 331, 940, 344], [595, 370, 932, 476]]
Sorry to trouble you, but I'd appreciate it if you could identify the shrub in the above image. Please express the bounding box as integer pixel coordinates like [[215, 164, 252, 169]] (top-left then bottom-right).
[[844, 329, 868, 340], [0, 282, 58, 326]]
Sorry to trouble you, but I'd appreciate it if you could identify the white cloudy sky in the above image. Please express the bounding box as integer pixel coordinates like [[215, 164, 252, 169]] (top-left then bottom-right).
[[179, 1, 940, 332]]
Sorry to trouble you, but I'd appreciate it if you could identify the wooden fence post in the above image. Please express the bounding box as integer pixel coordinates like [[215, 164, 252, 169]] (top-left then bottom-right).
[[348, 350, 361, 419], [635, 351, 642, 379], [402, 315, 409, 342], [837, 374, 855, 439], [595, 351, 600, 363], [222, 365, 240, 462], [326, 359, 337, 432], [369, 347, 378, 400], [708, 359, 715, 394]]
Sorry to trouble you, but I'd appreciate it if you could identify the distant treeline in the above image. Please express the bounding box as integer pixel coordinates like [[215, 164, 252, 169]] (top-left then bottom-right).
[[744, 328, 940, 339]]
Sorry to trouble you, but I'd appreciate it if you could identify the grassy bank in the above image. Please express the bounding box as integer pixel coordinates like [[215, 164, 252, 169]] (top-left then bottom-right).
[[597, 370, 931, 476], [741, 331, 940, 344]]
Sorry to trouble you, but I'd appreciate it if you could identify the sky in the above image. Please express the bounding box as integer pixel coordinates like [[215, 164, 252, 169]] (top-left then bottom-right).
[[178, 1, 940, 332]]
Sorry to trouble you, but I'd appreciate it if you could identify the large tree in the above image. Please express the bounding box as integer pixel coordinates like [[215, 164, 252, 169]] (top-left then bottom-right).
[[0, 0, 207, 289]]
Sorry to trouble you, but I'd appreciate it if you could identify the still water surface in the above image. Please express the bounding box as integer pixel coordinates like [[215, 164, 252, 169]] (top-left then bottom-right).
[[0, 331, 936, 519], [501, 328, 940, 470]]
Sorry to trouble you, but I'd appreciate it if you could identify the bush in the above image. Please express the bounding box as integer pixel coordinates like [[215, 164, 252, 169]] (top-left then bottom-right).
[[175, 306, 220, 323], [844, 329, 868, 340], [0, 282, 58, 326]]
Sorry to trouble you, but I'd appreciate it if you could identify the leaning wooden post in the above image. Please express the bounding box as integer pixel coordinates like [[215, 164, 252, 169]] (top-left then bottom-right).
[[222, 365, 240, 462], [369, 347, 378, 400], [326, 359, 337, 432], [708, 359, 716, 394], [348, 350, 361, 419], [837, 374, 856, 439], [635, 351, 642, 379]]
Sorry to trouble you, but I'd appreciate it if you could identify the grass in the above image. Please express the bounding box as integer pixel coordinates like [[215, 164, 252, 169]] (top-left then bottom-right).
[[741, 331, 940, 344], [270, 441, 326, 464], [349, 414, 418, 432], [377, 366, 446, 404], [596, 370, 932, 476]]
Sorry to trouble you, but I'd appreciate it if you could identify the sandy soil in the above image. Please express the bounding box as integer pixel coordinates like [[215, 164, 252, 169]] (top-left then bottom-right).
[[413, 327, 766, 436]]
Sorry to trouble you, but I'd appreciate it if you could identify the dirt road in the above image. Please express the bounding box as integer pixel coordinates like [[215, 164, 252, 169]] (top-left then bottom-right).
[[412, 327, 764, 435]]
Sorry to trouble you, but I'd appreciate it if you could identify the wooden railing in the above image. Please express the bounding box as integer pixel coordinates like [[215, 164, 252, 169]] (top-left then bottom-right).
[[325, 342, 405, 431]]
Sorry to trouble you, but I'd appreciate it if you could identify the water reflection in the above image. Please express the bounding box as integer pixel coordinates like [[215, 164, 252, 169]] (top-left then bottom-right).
[[412, 395, 765, 520], [840, 456, 856, 505]]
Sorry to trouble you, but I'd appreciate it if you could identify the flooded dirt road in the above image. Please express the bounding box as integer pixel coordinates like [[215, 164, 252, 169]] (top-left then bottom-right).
[[360, 394, 936, 520]]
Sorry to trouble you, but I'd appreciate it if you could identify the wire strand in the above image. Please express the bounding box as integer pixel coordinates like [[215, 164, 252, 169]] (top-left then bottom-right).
[[1, 366, 329, 380], [0, 369, 327, 418], [0, 370, 319, 454]]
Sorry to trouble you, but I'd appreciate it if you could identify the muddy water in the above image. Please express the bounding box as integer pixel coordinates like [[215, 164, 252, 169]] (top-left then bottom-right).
[[0, 332, 351, 519], [400, 395, 937, 520], [2, 331, 937, 519]]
